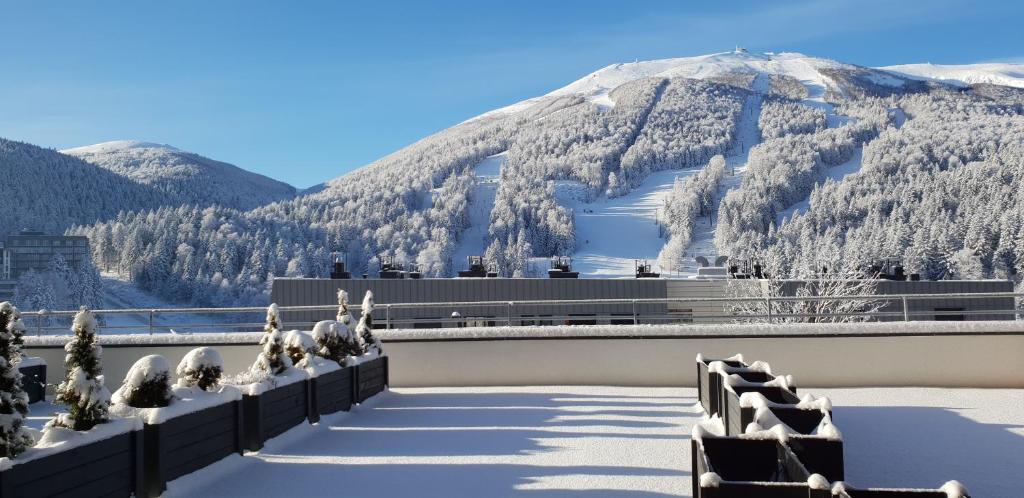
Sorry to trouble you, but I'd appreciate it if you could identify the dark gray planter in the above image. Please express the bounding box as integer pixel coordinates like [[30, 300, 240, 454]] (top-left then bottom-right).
[[354, 356, 389, 404], [832, 485, 957, 497], [141, 399, 244, 497], [17, 363, 45, 404], [241, 378, 310, 451], [308, 366, 355, 423], [722, 385, 800, 436], [697, 357, 746, 415], [0, 425, 143, 498], [692, 436, 827, 498]]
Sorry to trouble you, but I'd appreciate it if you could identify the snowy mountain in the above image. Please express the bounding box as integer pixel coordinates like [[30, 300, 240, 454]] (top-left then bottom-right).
[[63, 50, 1024, 307], [0, 138, 182, 237], [880, 62, 1024, 89], [63, 140, 296, 210]]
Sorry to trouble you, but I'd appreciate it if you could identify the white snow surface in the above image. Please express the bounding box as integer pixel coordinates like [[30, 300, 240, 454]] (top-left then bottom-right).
[[880, 62, 1024, 89], [232, 366, 308, 396], [16, 356, 46, 368], [163, 386, 1021, 497], [111, 385, 242, 424], [61, 140, 179, 154], [547, 51, 850, 106]]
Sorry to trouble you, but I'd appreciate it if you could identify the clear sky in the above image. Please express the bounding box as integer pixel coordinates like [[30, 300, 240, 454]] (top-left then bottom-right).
[[1, 0, 1021, 188]]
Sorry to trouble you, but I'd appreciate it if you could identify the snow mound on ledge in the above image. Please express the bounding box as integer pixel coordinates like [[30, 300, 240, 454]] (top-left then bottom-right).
[[880, 62, 1024, 89]]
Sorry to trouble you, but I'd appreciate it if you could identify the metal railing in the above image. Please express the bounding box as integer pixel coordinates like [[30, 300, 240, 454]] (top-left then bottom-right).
[[14, 291, 1023, 336]]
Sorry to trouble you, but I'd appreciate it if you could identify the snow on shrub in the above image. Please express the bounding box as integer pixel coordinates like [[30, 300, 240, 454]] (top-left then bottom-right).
[[284, 330, 314, 367], [251, 303, 291, 376], [113, 355, 171, 408], [49, 307, 111, 431], [336, 289, 355, 327], [0, 302, 33, 458], [356, 291, 382, 356], [176, 347, 224, 391]]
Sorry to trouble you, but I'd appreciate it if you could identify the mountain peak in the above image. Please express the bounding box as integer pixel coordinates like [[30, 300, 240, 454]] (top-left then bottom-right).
[[61, 140, 180, 155]]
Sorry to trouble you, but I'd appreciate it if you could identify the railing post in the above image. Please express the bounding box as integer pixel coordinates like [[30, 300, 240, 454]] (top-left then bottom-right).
[[901, 296, 909, 322], [765, 298, 773, 323], [386, 305, 391, 330], [37, 313, 44, 336], [149, 310, 155, 335], [507, 302, 512, 327], [632, 299, 637, 325]]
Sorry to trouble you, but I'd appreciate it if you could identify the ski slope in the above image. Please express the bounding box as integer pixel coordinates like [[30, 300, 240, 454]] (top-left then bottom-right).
[[450, 152, 505, 267]]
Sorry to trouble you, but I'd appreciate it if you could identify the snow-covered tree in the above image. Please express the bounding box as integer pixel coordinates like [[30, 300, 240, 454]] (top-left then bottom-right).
[[356, 291, 382, 355], [252, 304, 291, 375], [115, 355, 171, 408], [283, 330, 314, 367], [50, 307, 110, 431], [0, 302, 33, 458], [176, 347, 224, 391], [725, 270, 884, 323]]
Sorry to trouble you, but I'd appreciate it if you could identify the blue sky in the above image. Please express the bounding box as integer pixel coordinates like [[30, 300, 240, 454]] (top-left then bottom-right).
[[1, 0, 1020, 188]]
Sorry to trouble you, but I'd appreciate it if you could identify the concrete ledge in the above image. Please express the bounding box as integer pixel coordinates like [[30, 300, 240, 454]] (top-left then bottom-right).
[[24, 321, 1024, 389]]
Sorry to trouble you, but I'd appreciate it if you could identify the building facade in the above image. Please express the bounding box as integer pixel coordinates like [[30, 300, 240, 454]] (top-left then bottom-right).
[[1, 231, 90, 280], [270, 277, 1014, 329]]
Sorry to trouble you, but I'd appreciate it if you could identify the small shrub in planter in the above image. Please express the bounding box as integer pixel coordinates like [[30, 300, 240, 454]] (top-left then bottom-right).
[[284, 329, 316, 367], [111, 349, 243, 497], [177, 346, 224, 391], [229, 304, 310, 451], [116, 355, 172, 408], [350, 291, 388, 403], [253, 304, 293, 376], [356, 291, 382, 356], [50, 307, 111, 431], [0, 302, 33, 458]]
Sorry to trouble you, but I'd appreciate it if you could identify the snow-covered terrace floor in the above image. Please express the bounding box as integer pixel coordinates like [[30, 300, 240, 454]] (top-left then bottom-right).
[[36, 386, 1016, 497]]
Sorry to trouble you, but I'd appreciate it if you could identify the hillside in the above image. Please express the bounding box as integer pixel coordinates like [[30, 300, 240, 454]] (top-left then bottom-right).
[[61, 50, 1024, 307], [63, 140, 297, 210], [0, 138, 183, 236]]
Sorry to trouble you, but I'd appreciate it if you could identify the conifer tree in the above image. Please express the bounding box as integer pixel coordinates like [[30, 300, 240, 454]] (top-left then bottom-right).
[[252, 304, 291, 375], [0, 302, 33, 457], [51, 307, 110, 431], [355, 291, 382, 355]]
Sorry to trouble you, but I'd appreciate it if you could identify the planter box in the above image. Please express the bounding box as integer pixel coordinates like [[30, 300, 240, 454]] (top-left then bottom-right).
[[832, 485, 953, 497], [0, 422, 143, 498], [355, 356, 389, 404], [787, 435, 844, 483], [722, 385, 800, 436], [697, 357, 746, 415], [692, 436, 826, 498], [241, 377, 310, 451], [309, 366, 355, 423], [17, 361, 46, 404], [141, 399, 244, 497]]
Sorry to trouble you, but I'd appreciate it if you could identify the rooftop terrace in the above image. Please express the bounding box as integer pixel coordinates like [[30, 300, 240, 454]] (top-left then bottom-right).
[[25, 387, 1015, 497]]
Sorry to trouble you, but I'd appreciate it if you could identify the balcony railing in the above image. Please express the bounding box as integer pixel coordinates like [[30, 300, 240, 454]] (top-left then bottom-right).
[[13, 291, 1022, 336]]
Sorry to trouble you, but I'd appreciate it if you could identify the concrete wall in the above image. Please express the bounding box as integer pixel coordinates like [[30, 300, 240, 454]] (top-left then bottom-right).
[[25, 322, 1024, 390]]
